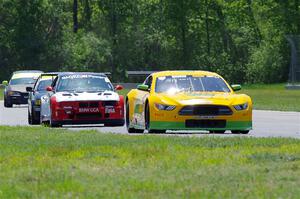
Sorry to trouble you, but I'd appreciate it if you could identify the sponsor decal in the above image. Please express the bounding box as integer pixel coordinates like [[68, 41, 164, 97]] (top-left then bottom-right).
[[196, 115, 216, 119], [12, 73, 41, 79], [78, 108, 100, 113], [62, 74, 105, 80]]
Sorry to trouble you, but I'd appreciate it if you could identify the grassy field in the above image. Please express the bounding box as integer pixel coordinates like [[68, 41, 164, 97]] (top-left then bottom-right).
[[0, 88, 3, 100], [0, 126, 299, 198], [239, 84, 300, 112]]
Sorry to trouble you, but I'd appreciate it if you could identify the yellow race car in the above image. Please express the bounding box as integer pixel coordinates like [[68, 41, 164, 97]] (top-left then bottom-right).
[[126, 70, 252, 134]]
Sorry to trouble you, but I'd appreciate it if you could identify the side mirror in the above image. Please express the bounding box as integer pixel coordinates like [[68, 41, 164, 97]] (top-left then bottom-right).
[[46, 86, 53, 92], [115, 85, 123, 91], [26, 87, 33, 92], [137, 84, 149, 91], [231, 84, 242, 91], [2, 80, 8, 86]]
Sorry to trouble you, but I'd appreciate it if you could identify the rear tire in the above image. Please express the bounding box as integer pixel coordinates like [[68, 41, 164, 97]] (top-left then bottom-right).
[[126, 101, 144, 133], [231, 130, 249, 134]]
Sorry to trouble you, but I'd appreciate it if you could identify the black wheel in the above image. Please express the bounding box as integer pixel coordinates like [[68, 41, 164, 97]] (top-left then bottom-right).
[[209, 130, 225, 134], [49, 112, 61, 128], [145, 103, 166, 134], [148, 129, 166, 134], [50, 120, 62, 128], [126, 101, 144, 133], [31, 108, 40, 125], [231, 130, 249, 134], [4, 98, 12, 108]]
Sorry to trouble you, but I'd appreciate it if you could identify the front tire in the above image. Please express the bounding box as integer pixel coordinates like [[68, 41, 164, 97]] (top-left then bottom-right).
[[145, 103, 166, 134], [126, 101, 144, 133], [4, 98, 12, 108]]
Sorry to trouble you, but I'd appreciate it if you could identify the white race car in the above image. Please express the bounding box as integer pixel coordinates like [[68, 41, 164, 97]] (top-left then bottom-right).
[[40, 72, 124, 127]]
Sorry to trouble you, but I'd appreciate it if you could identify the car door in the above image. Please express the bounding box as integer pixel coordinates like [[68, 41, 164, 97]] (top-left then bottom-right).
[[132, 76, 152, 128]]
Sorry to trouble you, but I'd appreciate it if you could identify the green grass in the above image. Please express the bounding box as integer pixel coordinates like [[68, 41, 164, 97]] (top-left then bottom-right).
[[0, 126, 299, 198], [239, 84, 300, 112]]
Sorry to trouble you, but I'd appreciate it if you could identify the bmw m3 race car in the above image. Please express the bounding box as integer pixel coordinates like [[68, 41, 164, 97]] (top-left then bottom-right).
[[27, 73, 58, 125], [126, 71, 252, 134], [40, 72, 124, 127], [2, 70, 43, 107]]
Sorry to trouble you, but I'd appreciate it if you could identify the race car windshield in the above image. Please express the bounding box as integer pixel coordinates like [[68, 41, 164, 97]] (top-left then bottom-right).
[[36, 79, 52, 91], [155, 76, 231, 93], [10, 78, 36, 85], [56, 75, 113, 92]]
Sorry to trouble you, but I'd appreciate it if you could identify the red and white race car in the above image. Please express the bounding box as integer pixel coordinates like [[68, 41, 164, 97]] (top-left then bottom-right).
[[40, 72, 124, 127]]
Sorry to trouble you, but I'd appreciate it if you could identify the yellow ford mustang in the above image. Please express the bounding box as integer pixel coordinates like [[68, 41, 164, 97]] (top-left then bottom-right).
[[126, 70, 252, 134]]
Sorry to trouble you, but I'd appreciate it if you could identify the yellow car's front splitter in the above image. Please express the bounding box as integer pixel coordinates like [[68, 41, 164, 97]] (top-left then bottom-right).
[[150, 120, 252, 131], [149, 108, 252, 131]]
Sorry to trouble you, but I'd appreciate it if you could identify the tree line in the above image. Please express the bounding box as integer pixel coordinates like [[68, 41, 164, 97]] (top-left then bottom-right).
[[0, 0, 298, 83]]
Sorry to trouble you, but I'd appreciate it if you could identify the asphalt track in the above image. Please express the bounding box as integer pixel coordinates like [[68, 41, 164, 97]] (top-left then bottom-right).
[[0, 101, 299, 138]]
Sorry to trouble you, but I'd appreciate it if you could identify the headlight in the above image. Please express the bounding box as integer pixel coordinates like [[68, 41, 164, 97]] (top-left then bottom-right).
[[8, 91, 21, 96], [234, 103, 248, 111], [155, 103, 176, 111]]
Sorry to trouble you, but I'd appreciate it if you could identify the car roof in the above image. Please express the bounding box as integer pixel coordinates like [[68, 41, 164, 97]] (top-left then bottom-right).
[[151, 70, 219, 77]]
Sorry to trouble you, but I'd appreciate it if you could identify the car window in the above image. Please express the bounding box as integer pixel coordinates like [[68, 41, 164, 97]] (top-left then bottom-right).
[[155, 76, 231, 93], [56, 74, 114, 92], [10, 78, 37, 85], [36, 79, 53, 91]]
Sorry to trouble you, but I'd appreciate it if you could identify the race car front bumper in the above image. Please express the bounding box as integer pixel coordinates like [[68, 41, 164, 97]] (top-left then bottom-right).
[[149, 104, 252, 131]]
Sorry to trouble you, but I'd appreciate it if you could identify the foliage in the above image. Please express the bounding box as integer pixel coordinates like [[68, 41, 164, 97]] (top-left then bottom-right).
[[0, 0, 298, 83], [0, 126, 300, 198]]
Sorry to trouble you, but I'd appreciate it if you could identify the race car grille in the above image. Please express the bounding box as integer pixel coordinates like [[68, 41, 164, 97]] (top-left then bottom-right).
[[185, 119, 226, 128], [76, 113, 102, 119], [179, 105, 232, 116], [79, 102, 99, 108]]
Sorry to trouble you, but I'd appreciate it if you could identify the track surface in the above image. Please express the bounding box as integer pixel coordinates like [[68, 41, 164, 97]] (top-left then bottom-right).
[[0, 101, 299, 138]]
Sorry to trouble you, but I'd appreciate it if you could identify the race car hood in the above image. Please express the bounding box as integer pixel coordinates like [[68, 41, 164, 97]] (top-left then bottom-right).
[[7, 84, 33, 93], [156, 92, 250, 106], [53, 91, 120, 102]]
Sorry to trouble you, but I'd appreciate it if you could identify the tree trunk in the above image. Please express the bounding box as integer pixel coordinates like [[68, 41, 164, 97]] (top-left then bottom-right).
[[73, 0, 78, 33], [246, 0, 261, 44], [84, 0, 91, 30]]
